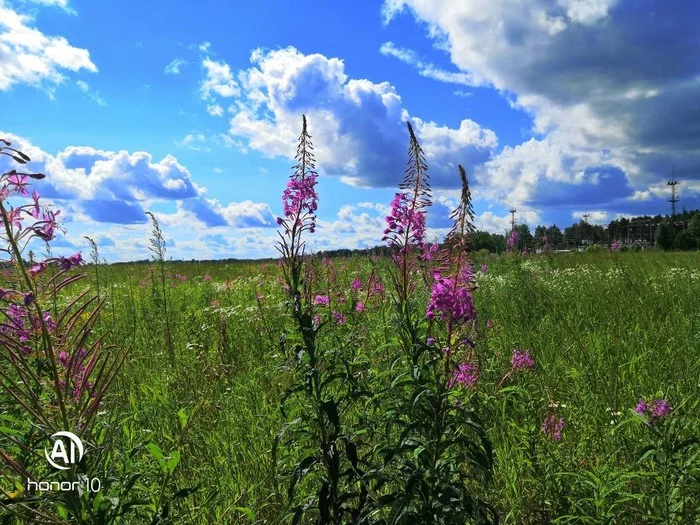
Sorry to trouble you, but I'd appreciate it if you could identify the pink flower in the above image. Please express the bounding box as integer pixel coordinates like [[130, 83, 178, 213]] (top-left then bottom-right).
[[332, 311, 346, 325], [350, 277, 362, 292], [511, 348, 535, 370], [449, 361, 479, 388], [542, 414, 565, 441], [355, 302, 365, 313], [382, 192, 427, 247], [487, 319, 495, 329], [203, 274, 212, 282], [425, 266, 476, 324], [314, 294, 330, 306]]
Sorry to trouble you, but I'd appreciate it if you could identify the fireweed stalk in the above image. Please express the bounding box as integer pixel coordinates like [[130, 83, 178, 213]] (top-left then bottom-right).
[[274, 117, 370, 524], [0, 140, 126, 523], [378, 131, 496, 522]]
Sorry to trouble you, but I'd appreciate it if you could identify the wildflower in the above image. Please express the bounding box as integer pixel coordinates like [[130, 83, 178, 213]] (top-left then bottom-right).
[[481, 264, 488, 273], [203, 273, 212, 282], [282, 173, 318, 228], [425, 267, 476, 323], [314, 294, 330, 306], [542, 414, 565, 441], [507, 230, 519, 251], [58, 350, 69, 366], [635, 398, 648, 415], [58, 252, 83, 271], [332, 311, 346, 325], [31, 190, 41, 218], [350, 277, 362, 292], [43, 311, 56, 332], [355, 301, 365, 313], [421, 242, 439, 261], [23, 292, 34, 306], [487, 319, 495, 329], [511, 348, 535, 370], [28, 261, 47, 277], [426, 337, 435, 346], [449, 361, 479, 388], [382, 192, 426, 246], [337, 294, 346, 304], [652, 399, 672, 418]]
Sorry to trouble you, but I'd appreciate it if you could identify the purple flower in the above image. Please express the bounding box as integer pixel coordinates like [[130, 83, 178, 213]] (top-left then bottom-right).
[[487, 319, 495, 329], [314, 294, 330, 306], [449, 361, 479, 388], [481, 264, 488, 273], [635, 398, 648, 415], [355, 301, 365, 313], [425, 267, 476, 324], [542, 414, 565, 441], [332, 311, 346, 325], [421, 242, 439, 261], [383, 192, 426, 247], [23, 292, 35, 306], [29, 261, 47, 277], [507, 230, 520, 251], [636, 396, 672, 421], [511, 348, 535, 370], [282, 173, 318, 230], [350, 277, 362, 292], [43, 311, 56, 332], [426, 337, 435, 346], [58, 252, 83, 271], [652, 399, 672, 418]]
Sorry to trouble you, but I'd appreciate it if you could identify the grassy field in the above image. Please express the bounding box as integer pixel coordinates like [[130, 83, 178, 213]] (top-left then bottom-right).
[[38, 249, 694, 523]]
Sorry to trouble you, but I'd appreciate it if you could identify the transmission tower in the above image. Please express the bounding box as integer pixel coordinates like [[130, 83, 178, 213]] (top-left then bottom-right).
[[582, 213, 591, 224], [509, 209, 517, 232], [668, 168, 679, 219]]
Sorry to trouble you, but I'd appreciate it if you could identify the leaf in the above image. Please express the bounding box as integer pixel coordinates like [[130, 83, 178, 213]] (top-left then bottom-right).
[[177, 408, 188, 430], [145, 442, 164, 461], [234, 507, 255, 521]]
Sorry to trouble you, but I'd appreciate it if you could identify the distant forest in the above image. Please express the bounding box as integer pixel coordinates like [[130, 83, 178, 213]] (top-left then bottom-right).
[[102, 208, 700, 265]]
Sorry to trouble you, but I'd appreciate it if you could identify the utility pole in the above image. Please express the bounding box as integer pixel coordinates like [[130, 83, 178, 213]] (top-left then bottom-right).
[[668, 167, 679, 220], [582, 213, 591, 224], [509, 209, 517, 232]]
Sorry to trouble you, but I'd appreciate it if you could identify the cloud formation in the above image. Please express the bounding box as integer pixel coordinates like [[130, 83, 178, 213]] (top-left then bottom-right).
[[0, 1, 96, 92], [382, 0, 700, 213], [201, 46, 497, 189]]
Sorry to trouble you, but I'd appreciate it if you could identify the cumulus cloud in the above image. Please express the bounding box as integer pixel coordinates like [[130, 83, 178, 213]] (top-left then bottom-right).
[[207, 46, 497, 189], [164, 58, 187, 75], [382, 0, 700, 213], [0, 132, 276, 230], [200, 57, 239, 100], [0, 2, 96, 91], [175, 133, 209, 151]]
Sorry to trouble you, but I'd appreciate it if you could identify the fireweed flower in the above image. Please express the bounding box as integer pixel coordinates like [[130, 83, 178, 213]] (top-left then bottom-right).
[[203, 273, 212, 282], [332, 311, 346, 325], [28, 261, 47, 277], [652, 399, 672, 417], [449, 361, 479, 388], [350, 277, 362, 292], [58, 253, 83, 271], [511, 348, 535, 370], [421, 242, 439, 261], [481, 264, 488, 274], [281, 173, 318, 231], [487, 319, 495, 329], [425, 266, 476, 323], [507, 230, 519, 251], [382, 192, 427, 247], [426, 337, 435, 346], [313, 294, 330, 306], [635, 399, 648, 415], [355, 302, 365, 313], [542, 414, 565, 441]]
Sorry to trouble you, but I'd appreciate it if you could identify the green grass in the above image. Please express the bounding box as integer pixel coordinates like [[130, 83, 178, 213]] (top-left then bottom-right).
[[5, 250, 700, 523]]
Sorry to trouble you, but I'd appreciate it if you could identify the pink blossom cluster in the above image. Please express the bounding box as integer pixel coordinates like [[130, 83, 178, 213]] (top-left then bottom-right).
[[279, 174, 318, 231], [507, 230, 519, 251], [449, 361, 479, 388], [636, 397, 672, 420], [511, 348, 535, 370], [542, 414, 565, 441], [382, 192, 426, 247], [425, 267, 476, 323]]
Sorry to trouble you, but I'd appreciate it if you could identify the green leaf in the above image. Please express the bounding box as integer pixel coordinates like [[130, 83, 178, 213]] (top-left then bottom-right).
[[177, 408, 188, 430]]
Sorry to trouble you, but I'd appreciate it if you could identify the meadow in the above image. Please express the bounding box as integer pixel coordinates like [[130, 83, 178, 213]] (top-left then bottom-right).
[[1, 123, 699, 524]]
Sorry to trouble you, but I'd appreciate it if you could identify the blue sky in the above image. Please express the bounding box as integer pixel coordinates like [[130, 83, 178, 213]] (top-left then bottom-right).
[[1, 0, 698, 261]]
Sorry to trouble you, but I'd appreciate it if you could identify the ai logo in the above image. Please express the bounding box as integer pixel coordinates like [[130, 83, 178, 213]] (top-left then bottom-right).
[[44, 431, 84, 470]]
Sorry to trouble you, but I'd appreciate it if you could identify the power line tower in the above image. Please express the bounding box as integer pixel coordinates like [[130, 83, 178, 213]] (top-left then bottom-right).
[[582, 213, 591, 224], [509, 208, 517, 232], [668, 168, 679, 219]]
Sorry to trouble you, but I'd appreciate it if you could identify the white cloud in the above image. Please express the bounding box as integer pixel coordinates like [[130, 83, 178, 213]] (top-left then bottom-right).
[[0, 2, 97, 91], [571, 210, 608, 224], [206, 103, 224, 116], [75, 79, 106, 106], [379, 41, 480, 86], [175, 133, 209, 151], [200, 57, 239, 100], [23, 0, 75, 13], [164, 58, 187, 75], [210, 46, 497, 189]]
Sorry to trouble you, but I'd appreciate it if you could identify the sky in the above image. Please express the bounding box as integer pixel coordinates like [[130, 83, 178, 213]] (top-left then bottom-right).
[[0, 0, 698, 261]]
